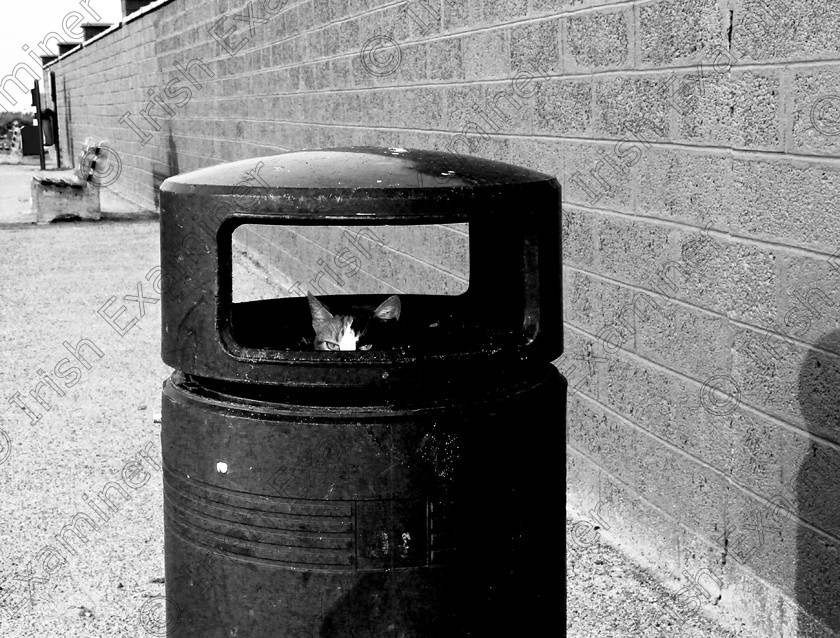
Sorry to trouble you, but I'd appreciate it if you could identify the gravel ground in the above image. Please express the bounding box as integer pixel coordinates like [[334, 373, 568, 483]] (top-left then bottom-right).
[[0, 218, 171, 637]]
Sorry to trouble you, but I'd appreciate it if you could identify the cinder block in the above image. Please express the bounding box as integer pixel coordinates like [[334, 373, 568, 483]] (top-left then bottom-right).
[[566, 393, 638, 487], [405, 86, 445, 129], [794, 338, 840, 445], [564, 9, 630, 71], [507, 136, 564, 183], [306, 28, 326, 60], [330, 57, 354, 89], [441, 0, 474, 31], [601, 349, 679, 437], [372, 225, 469, 279], [349, 52, 376, 87], [784, 522, 840, 633], [593, 76, 670, 142], [598, 472, 682, 577], [635, 148, 731, 229], [375, 2, 411, 43], [638, 0, 724, 67], [789, 67, 840, 157], [337, 16, 360, 53], [564, 268, 636, 342], [634, 432, 728, 539], [778, 427, 840, 539], [394, 42, 426, 83], [731, 0, 840, 63], [557, 325, 600, 399], [635, 300, 731, 380], [347, 0, 378, 19], [477, 0, 527, 24], [724, 408, 788, 498], [473, 81, 535, 135], [328, 0, 350, 22], [401, 0, 443, 38], [565, 447, 600, 513], [675, 69, 782, 150], [780, 254, 840, 352], [426, 37, 464, 80], [533, 0, 610, 12], [534, 78, 592, 136], [731, 158, 840, 252], [624, 225, 779, 331], [724, 484, 800, 598], [313, 60, 333, 90], [463, 29, 509, 80], [357, 240, 461, 294], [31, 173, 101, 223], [595, 216, 677, 286], [731, 325, 806, 426], [509, 18, 560, 75], [726, 241, 782, 329], [563, 140, 635, 212], [559, 203, 596, 266], [295, 0, 315, 30]]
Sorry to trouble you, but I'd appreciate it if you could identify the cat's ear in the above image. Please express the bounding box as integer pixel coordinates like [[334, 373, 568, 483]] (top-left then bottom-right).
[[374, 295, 401, 321], [308, 293, 333, 326]]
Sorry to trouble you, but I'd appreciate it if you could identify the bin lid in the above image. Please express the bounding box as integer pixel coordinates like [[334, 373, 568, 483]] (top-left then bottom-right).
[[160, 147, 557, 219]]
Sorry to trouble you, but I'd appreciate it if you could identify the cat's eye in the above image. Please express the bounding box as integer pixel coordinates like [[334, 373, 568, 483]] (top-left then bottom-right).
[[325, 342, 339, 351], [359, 344, 373, 351]]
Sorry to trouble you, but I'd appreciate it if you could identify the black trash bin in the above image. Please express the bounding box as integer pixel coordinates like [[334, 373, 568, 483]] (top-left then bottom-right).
[[158, 147, 565, 637]]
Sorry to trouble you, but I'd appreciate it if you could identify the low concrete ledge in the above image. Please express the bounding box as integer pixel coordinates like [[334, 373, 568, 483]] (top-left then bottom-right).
[[31, 170, 100, 224]]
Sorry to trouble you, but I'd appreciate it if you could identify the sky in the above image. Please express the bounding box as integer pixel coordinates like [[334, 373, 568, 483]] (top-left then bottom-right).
[[0, 0, 123, 112]]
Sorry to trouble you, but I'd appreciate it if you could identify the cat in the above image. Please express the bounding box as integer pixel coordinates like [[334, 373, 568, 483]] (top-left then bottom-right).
[[307, 293, 401, 351]]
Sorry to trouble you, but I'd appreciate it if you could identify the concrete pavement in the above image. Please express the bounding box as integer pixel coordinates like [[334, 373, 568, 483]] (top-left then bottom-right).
[[0, 164, 153, 226], [0, 218, 169, 637]]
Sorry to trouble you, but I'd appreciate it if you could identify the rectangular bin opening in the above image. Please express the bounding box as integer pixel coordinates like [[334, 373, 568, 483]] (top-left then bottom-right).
[[225, 222, 530, 355], [232, 223, 469, 302]]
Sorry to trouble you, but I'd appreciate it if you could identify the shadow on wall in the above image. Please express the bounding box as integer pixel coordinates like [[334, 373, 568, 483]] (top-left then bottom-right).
[[153, 128, 179, 209], [796, 328, 840, 636]]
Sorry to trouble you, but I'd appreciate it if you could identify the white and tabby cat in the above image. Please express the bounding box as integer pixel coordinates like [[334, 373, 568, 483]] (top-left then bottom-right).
[[307, 293, 401, 351]]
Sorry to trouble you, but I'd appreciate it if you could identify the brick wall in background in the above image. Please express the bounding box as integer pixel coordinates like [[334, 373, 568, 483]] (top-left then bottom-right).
[[46, 0, 840, 636]]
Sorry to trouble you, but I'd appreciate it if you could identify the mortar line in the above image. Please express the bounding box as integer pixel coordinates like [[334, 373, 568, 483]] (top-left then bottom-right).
[[562, 270, 840, 364], [562, 202, 840, 261], [567, 396, 840, 543], [169, 117, 840, 167], [563, 321, 840, 452]]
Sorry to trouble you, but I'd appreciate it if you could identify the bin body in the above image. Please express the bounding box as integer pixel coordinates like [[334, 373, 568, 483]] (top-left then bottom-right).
[[162, 368, 562, 636], [159, 147, 564, 636]]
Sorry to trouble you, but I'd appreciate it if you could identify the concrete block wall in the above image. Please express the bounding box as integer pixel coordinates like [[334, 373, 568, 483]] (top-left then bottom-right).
[[46, 0, 840, 635]]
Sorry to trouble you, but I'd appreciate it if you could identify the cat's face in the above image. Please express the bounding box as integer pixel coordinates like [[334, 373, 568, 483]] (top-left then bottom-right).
[[307, 294, 401, 351]]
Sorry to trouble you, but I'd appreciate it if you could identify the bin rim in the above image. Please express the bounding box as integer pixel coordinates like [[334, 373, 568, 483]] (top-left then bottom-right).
[[160, 146, 558, 210]]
